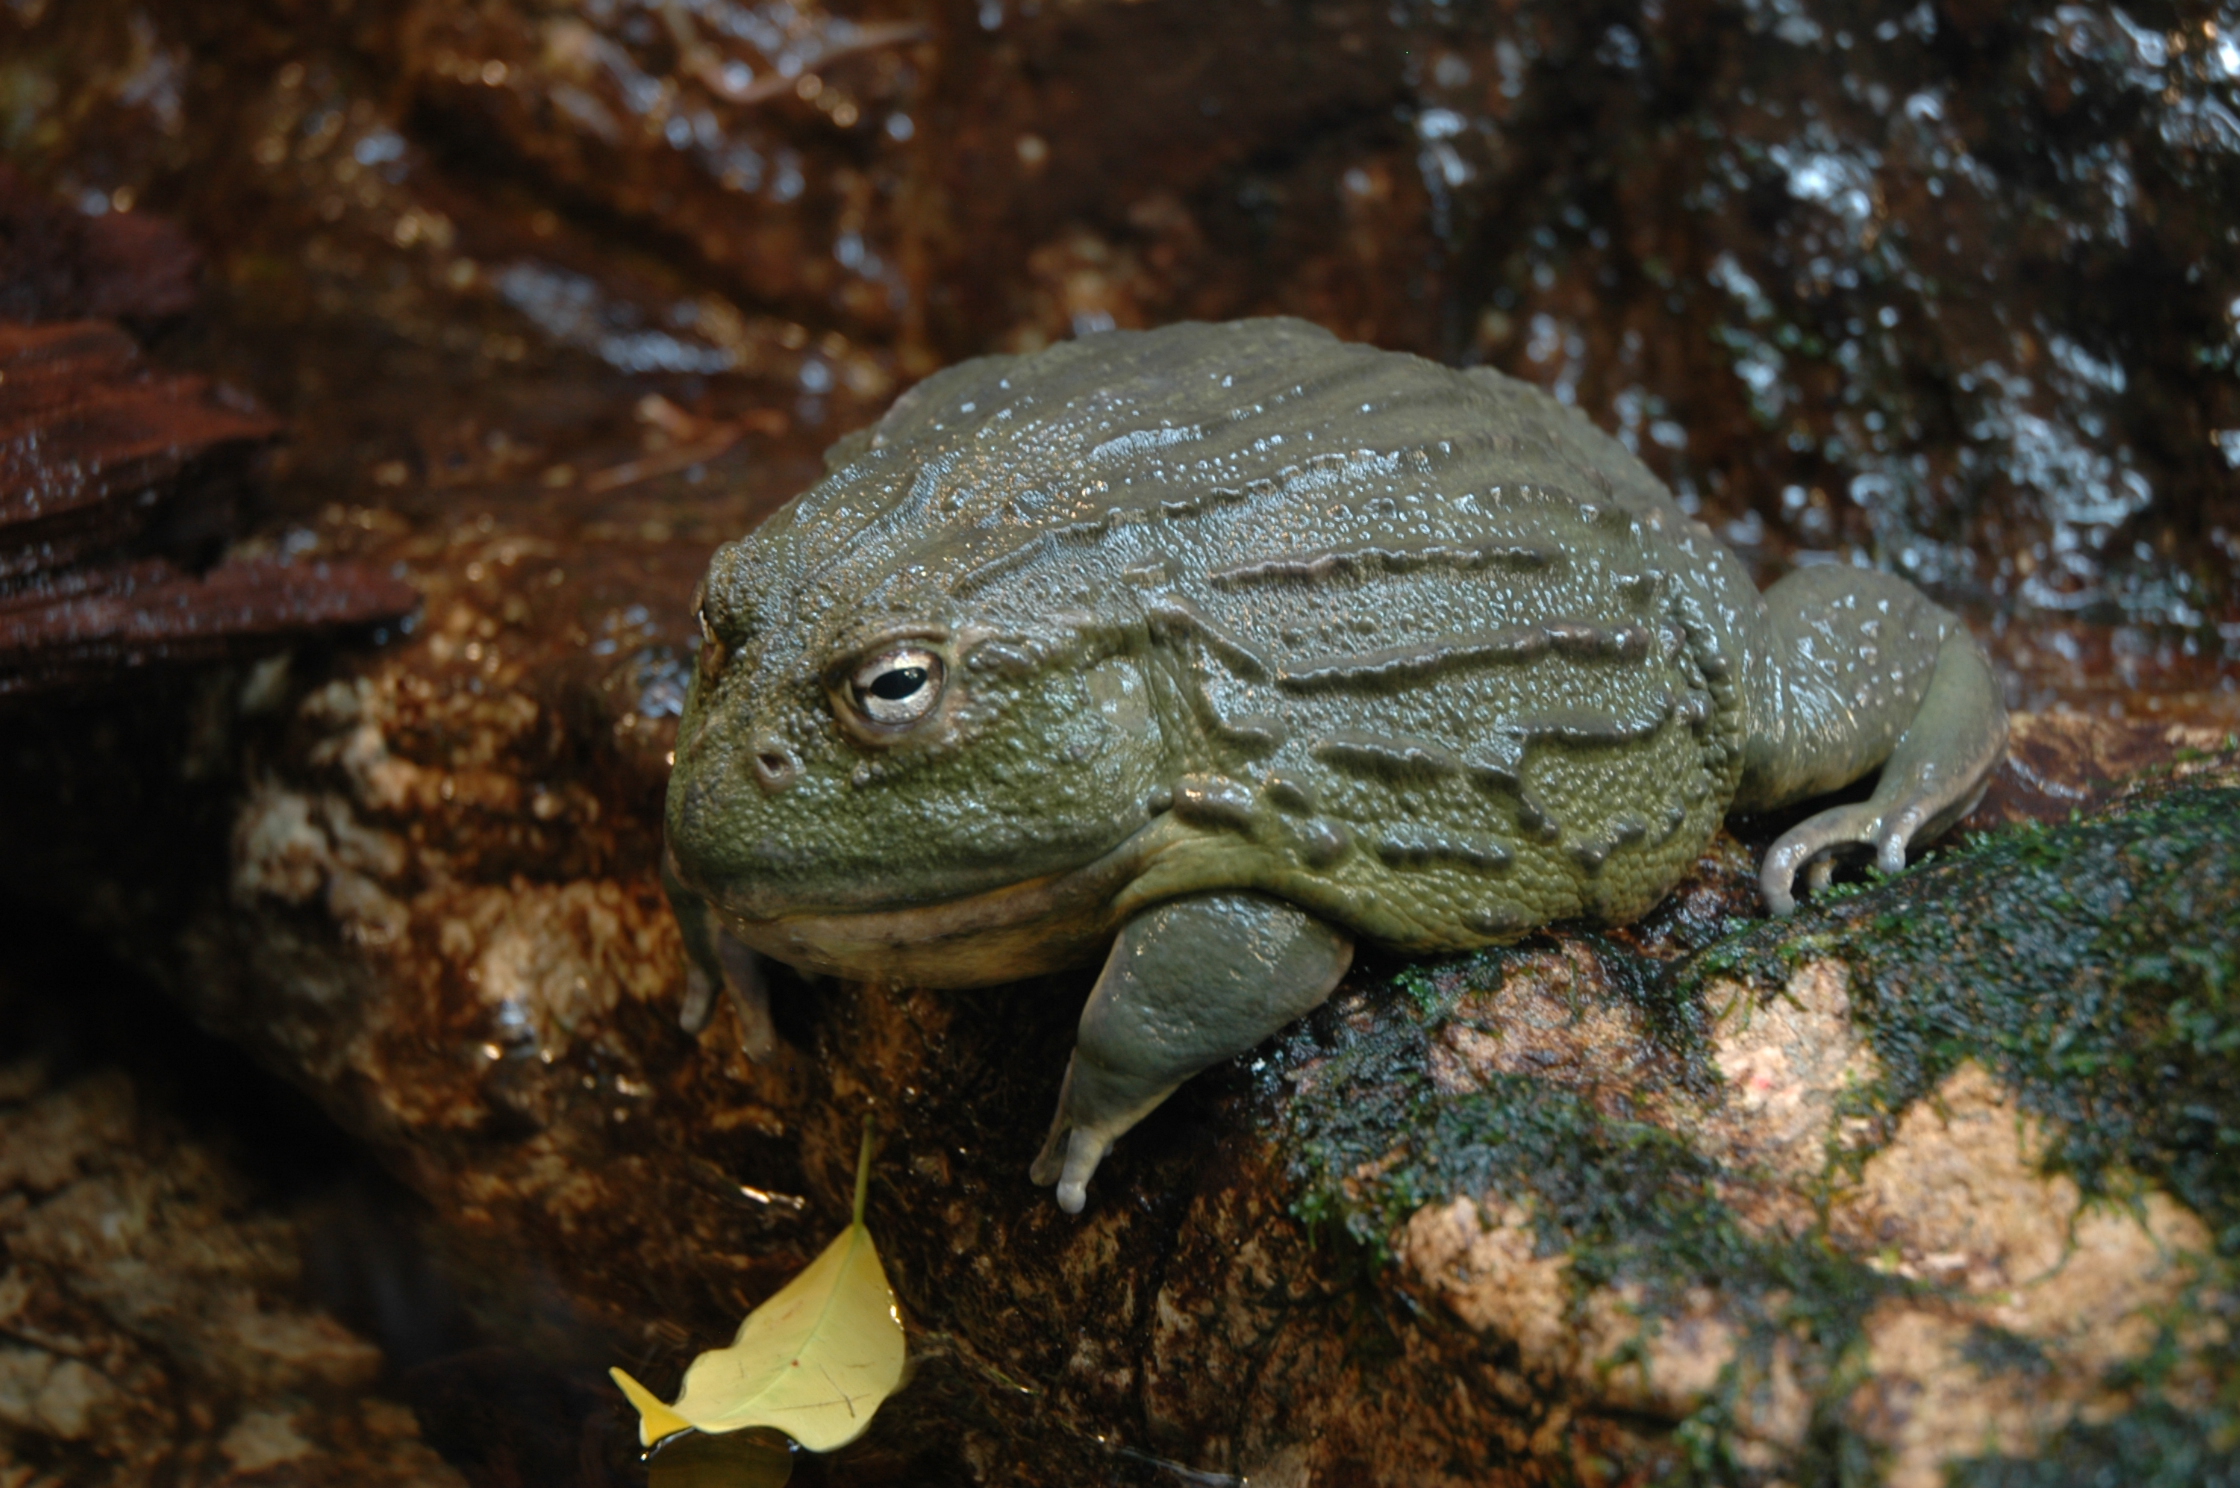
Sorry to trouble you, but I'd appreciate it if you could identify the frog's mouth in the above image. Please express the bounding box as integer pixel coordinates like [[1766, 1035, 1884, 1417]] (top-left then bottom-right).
[[703, 815, 1229, 987]]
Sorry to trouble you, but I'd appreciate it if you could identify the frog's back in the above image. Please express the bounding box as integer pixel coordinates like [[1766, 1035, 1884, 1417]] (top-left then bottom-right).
[[742, 319, 1757, 946]]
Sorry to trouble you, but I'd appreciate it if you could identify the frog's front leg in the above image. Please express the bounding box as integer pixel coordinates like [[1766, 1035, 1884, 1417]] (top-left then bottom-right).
[[664, 849, 780, 1059], [1029, 892, 1354, 1213], [1738, 567, 2008, 914]]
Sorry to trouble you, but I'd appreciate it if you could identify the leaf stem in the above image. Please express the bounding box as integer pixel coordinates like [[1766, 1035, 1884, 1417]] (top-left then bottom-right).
[[853, 1114, 874, 1228]]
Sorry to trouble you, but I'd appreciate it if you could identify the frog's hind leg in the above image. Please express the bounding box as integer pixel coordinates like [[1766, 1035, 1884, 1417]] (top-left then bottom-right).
[[1030, 892, 1353, 1213], [1741, 567, 2008, 915]]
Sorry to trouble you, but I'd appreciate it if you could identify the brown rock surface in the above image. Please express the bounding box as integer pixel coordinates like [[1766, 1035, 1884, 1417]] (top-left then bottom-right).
[[0, 971, 470, 1488], [1835, 1061, 2211, 1488]]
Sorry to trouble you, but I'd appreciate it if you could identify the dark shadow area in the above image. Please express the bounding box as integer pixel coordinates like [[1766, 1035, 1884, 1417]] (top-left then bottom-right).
[[0, 902, 659, 1487]]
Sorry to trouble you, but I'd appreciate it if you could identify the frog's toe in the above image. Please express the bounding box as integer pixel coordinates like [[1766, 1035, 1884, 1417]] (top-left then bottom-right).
[[1027, 1117, 1114, 1215], [715, 933, 779, 1061], [1051, 1130, 1113, 1215], [665, 858, 780, 1059], [1759, 795, 1951, 914], [1803, 853, 1836, 896], [1759, 802, 1885, 914], [1028, 1056, 1153, 1214], [679, 929, 780, 1058], [679, 963, 717, 1034], [1025, 1129, 1115, 1219]]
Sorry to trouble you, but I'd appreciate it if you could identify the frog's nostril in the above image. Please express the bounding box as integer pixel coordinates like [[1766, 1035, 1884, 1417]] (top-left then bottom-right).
[[751, 735, 800, 794]]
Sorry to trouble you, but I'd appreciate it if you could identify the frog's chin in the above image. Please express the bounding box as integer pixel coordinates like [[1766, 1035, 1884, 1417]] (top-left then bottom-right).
[[714, 818, 1195, 988]]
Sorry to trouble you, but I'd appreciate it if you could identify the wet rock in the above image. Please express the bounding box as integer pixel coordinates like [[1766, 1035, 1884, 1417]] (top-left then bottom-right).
[[1961, 706, 2237, 825], [0, 163, 201, 323], [1385, 0, 2240, 630], [0, 552, 422, 702], [1277, 755, 2240, 1482], [0, 320, 277, 580], [399, 0, 931, 346], [0, 316, 417, 700], [13, 0, 2236, 643]]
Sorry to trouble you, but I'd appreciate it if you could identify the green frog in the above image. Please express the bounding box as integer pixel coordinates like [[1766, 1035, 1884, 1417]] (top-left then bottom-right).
[[663, 319, 2007, 1212]]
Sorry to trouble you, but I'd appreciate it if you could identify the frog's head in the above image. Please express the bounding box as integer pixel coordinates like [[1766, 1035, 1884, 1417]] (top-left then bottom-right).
[[663, 447, 1172, 978], [667, 320, 1394, 981]]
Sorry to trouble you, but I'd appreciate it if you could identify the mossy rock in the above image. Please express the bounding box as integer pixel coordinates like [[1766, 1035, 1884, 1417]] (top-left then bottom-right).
[[1700, 765, 2240, 1254], [1271, 760, 2240, 1485]]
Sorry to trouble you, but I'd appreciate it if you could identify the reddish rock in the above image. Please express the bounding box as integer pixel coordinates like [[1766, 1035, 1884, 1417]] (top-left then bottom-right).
[[0, 319, 417, 698], [0, 163, 202, 323], [0, 320, 277, 577]]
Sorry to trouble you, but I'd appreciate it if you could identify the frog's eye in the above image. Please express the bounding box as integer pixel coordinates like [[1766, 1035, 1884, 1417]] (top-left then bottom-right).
[[849, 648, 944, 728]]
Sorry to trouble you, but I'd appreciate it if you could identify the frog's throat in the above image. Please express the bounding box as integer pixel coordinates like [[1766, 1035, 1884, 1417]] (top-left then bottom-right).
[[716, 817, 1241, 988]]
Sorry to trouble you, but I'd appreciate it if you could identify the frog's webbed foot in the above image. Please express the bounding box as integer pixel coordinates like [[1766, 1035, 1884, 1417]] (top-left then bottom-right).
[[1759, 628, 2006, 915], [1030, 891, 1353, 1213]]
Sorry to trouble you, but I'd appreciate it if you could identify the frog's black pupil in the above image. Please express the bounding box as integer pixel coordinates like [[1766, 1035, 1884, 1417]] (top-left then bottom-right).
[[869, 666, 927, 701]]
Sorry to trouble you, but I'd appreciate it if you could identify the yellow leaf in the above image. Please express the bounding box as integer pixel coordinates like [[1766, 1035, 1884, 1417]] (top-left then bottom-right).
[[611, 1120, 905, 1454], [612, 1366, 692, 1442]]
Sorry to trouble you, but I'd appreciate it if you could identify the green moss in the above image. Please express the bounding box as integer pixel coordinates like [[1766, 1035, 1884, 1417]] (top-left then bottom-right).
[[1392, 965, 1447, 1022], [1686, 778, 2240, 1254], [1277, 951, 1681, 1266], [1957, 1323, 2053, 1381]]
